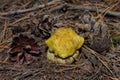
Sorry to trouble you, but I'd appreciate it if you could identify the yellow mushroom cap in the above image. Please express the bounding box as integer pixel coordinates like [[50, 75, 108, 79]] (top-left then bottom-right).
[[45, 27, 84, 58]]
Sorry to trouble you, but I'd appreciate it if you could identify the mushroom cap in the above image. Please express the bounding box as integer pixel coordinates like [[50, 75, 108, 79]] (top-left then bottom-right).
[[45, 27, 84, 58]]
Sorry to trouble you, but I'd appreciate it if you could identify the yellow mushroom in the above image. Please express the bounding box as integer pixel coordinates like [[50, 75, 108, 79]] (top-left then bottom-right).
[[45, 27, 84, 64]]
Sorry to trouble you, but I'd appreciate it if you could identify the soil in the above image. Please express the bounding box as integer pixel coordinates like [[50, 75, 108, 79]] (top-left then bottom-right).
[[0, 0, 120, 80]]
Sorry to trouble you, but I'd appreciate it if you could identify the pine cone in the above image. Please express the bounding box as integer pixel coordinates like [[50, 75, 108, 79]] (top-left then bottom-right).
[[89, 35, 111, 53], [89, 24, 111, 53], [8, 33, 41, 64]]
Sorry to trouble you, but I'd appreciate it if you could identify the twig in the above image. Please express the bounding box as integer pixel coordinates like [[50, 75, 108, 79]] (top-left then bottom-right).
[[28, 71, 42, 80], [54, 67, 77, 73], [103, 74, 119, 80], [14, 69, 44, 80], [0, 38, 11, 46], [86, 64, 102, 80], [68, 4, 120, 17], [34, 1, 64, 16], [36, 4, 66, 17], [21, 1, 32, 9], [102, 2, 120, 19], [14, 70, 34, 80], [0, 0, 61, 16], [0, 45, 9, 49], [54, 63, 85, 73], [9, 14, 30, 26], [3, 56, 9, 63], [83, 45, 115, 76], [0, 67, 21, 72], [0, 20, 7, 43]]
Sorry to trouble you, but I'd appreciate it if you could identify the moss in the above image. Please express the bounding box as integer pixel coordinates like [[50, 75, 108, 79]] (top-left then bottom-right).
[[112, 36, 120, 45]]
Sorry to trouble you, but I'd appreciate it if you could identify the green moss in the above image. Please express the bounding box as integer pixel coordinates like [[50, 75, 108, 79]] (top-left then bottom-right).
[[112, 36, 120, 45]]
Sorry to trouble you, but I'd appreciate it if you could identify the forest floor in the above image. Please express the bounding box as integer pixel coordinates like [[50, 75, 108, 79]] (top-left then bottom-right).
[[0, 0, 120, 80]]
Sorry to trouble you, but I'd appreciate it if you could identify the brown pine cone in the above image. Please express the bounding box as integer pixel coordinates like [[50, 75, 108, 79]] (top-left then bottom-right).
[[8, 33, 41, 64], [89, 35, 111, 53], [88, 24, 111, 53]]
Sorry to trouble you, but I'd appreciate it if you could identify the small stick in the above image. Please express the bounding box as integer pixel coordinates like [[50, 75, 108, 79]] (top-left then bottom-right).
[[9, 14, 30, 26], [0, 45, 9, 49], [35, 4, 66, 17], [68, 4, 120, 17], [0, 20, 7, 43], [54, 66, 79, 73], [83, 45, 115, 76], [0, 0, 61, 16]]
